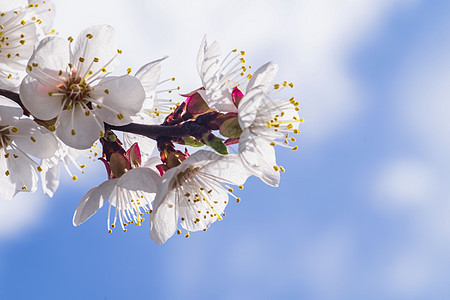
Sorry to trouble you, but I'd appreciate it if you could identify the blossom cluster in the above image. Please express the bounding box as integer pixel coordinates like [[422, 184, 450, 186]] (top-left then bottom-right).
[[0, 1, 302, 244]]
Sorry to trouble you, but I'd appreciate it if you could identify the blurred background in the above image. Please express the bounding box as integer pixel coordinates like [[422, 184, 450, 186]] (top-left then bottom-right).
[[1, 0, 449, 299]]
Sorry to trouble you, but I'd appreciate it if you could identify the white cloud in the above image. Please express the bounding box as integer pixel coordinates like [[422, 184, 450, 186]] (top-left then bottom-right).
[[0, 192, 49, 238], [372, 159, 436, 211]]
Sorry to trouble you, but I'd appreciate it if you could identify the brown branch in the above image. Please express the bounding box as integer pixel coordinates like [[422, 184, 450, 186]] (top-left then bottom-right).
[[0, 89, 206, 140]]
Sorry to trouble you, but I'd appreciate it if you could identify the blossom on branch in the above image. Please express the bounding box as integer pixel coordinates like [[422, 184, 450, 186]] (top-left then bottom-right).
[[20, 24, 145, 149], [150, 150, 251, 244], [0, 95, 57, 200], [0, 0, 55, 91]]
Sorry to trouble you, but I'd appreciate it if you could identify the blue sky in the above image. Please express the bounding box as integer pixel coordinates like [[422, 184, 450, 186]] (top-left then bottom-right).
[[1, 0, 449, 299]]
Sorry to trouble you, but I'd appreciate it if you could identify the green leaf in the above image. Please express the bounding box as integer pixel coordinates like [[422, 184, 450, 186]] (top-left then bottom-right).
[[203, 133, 228, 155], [219, 116, 242, 138], [182, 137, 205, 147]]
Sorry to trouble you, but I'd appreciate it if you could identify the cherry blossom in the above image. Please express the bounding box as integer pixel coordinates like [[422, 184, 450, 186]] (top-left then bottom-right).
[[150, 150, 251, 244], [0, 95, 57, 199], [0, 0, 55, 91], [20, 24, 145, 149]]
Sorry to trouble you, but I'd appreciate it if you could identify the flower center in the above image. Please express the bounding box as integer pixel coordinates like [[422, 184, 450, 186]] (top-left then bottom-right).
[[59, 71, 92, 107]]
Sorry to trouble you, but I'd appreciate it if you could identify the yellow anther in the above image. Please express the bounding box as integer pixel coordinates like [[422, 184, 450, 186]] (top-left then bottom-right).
[[127, 68, 132, 74], [238, 185, 243, 189], [292, 146, 298, 151], [116, 113, 124, 120], [84, 110, 90, 116], [247, 74, 252, 80], [86, 33, 93, 39], [27, 65, 33, 72], [289, 82, 294, 88], [108, 229, 112, 233], [68, 36, 74, 42], [273, 165, 279, 171], [5, 170, 9, 176], [280, 166, 285, 173], [100, 131, 104, 137], [240, 50, 245, 55], [185, 233, 190, 238], [30, 136, 36, 142], [48, 125, 56, 132], [37, 166, 43, 172], [293, 129, 300, 134], [71, 129, 76, 136], [79, 57, 85, 62], [274, 84, 280, 89], [48, 91, 54, 96], [72, 175, 78, 181], [236, 198, 241, 203], [21, 20, 26, 25], [270, 141, 276, 146], [117, 49, 123, 54], [11, 127, 18, 133], [93, 57, 99, 63], [101, 67, 107, 73], [104, 89, 109, 94]]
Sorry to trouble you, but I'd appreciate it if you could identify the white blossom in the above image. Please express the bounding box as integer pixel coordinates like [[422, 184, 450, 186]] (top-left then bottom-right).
[[20, 24, 145, 149], [73, 160, 160, 232], [237, 62, 301, 187], [149, 150, 251, 244], [196, 36, 277, 113], [0, 0, 55, 91], [40, 138, 92, 197], [0, 95, 57, 199], [123, 57, 178, 159]]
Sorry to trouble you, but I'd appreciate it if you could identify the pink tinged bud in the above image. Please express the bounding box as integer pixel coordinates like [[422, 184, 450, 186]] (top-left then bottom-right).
[[166, 150, 189, 169], [232, 87, 244, 107], [156, 164, 168, 176], [219, 116, 242, 139], [99, 157, 114, 180], [109, 153, 132, 179], [224, 138, 240, 146], [185, 92, 211, 115], [126, 142, 142, 168]]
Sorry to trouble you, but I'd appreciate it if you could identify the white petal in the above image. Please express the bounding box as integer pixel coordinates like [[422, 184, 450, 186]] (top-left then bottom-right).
[[40, 163, 59, 197], [0, 152, 16, 200], [135, 57, 166, 99], [0, 96, 23, 125], [0, 0, 27, 11], [32, 0, 56, 33], [20, 76, 63, 120], [123, 132, 157, 164], [72, 25, 119, 78], [203, 89, 238, 113], [239, 129, 280, 187], [91, 75, 145, 125], [238, 87, 266, 129], [73, 179, 118, 226], [202, 154, 251, 186], [27, 36, 70, 86], [118, 167, 160, 194], [10, 119, 57, 158], [56, 103, 104, 150], [178, 182, 228, 232], [4, 148, 39, 194], [149, 189, 178, 244], [246, 62, 279, 93]]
